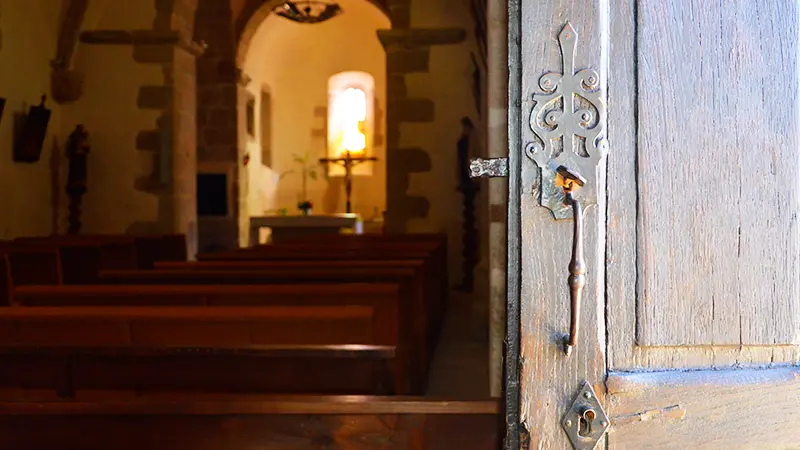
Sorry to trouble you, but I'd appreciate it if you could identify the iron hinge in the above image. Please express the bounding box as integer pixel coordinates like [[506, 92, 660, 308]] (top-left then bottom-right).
[[469, 157, 508, 179]]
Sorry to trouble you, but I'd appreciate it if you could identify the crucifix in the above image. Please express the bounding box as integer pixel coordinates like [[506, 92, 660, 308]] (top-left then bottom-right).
[[318, 151, 377, 213]]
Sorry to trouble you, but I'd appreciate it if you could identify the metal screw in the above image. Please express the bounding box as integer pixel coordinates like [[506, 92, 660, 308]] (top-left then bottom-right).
[[565, 420, 573, 428], [601, 420, 608, 427], [584, 391, 592, 399]]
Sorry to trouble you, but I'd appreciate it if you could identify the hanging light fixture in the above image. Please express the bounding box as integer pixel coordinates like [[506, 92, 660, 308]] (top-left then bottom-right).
[[273, 1, 343, 24]]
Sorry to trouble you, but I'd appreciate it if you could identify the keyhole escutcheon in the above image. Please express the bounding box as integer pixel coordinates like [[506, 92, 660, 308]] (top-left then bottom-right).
[[578, 408, 596, 437]]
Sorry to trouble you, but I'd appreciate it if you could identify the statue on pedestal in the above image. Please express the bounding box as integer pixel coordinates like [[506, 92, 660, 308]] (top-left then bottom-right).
[[65, 124, 89, 234]]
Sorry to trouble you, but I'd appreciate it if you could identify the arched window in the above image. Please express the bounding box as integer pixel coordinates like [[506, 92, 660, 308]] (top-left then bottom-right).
[[327, 71, 375, 176]]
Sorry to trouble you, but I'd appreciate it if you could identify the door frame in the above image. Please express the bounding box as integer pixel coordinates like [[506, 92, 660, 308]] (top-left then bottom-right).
[[504, 0, 523, 449]]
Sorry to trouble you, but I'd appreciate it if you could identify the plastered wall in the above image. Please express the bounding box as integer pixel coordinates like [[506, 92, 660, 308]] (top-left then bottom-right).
[[0, 1, 63, 238], [0, 0, 179, 238]]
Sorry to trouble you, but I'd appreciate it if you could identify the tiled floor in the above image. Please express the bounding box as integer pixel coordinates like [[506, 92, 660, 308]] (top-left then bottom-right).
[[425, 291, 491, 399]]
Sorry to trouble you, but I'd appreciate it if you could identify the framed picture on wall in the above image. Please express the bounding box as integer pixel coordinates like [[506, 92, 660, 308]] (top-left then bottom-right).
[[245, 97, 256, 138]]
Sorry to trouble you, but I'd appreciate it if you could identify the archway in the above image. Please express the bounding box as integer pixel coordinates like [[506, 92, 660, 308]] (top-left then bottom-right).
[[193, 0, 391, 250], [237, 0, 390, 244], [234, 0, 391, 69]]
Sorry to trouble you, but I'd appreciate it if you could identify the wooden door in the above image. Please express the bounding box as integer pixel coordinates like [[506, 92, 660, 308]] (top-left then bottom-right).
[[507, 0, 800, 448]]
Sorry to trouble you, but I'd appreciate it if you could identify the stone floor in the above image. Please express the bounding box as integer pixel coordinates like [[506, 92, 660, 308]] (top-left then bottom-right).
[[425, 290, 491, 399]]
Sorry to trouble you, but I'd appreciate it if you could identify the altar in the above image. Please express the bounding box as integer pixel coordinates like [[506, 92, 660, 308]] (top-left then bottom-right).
[[249, 214, 361, 245]]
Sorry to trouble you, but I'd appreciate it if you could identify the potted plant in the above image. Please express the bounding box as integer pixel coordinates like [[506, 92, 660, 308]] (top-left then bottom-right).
[[292, 151, 321, 215], [297, 200, 313, 215]]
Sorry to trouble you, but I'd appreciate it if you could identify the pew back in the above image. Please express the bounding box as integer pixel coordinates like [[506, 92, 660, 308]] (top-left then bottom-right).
[[0, 306, 376, 346], [0, 396, 501, 450]]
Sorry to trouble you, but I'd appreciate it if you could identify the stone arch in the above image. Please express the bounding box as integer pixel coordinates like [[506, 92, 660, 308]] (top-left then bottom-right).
[[234, 0, 391, 68]]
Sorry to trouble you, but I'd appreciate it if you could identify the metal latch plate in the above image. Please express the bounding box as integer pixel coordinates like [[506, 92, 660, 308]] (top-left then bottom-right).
[[562, 381, 609, 450]]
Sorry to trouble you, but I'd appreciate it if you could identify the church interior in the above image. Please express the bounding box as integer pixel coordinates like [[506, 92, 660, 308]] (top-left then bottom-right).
[[0, 0, 509, 447]]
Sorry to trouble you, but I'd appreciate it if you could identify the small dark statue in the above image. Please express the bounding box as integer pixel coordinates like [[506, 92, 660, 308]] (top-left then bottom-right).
[[65, 125, 89, 234]]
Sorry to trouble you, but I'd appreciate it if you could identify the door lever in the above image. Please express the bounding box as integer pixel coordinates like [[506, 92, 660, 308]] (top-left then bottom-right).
[[555, 165, 587, 357]]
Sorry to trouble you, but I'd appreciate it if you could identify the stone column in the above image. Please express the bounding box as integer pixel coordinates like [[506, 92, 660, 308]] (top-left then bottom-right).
[[378, 12, 467, 233], [487, 0, 508, 398], [79, 29, 203, 257], [193, 0, 240, 252]]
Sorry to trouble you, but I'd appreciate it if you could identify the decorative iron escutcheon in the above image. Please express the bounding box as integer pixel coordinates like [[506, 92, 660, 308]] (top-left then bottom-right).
[[526, 21, 608, 219], [563, 381, 609, 449]]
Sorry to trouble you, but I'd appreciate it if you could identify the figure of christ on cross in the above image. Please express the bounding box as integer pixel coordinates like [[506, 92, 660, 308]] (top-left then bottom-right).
[[318, 151, 377, 214]]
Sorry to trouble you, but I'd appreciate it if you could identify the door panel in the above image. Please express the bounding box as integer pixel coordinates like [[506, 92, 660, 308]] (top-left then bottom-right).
[[513, 0, 800, 448], [634, 0, 800, 348], [607, 0, 800, 370]]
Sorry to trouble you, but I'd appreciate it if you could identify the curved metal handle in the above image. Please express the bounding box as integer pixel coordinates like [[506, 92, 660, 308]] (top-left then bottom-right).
[[564, 190, 586, 356], [554, 165, 588, 357]]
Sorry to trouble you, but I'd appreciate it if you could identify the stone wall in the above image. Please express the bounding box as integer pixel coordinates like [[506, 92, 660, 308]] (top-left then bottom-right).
[[75, 0, 201, 256], [193, 0, 240, 251], [380, 0, 487, 288]]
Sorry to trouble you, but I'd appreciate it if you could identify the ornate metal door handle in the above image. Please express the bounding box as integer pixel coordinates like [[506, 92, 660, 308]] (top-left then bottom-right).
[[526, 22, 607, 357], [470, 22, 607, 359], [556, 166, 587, 356]]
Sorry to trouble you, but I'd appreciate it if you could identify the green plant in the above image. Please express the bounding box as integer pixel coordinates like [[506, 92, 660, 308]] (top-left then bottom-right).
[[291, 151, 327, 202]]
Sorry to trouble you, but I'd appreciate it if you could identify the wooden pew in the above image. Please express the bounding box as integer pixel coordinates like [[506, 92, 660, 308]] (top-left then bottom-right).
[[133, 234, 187, 268], [14, 236, 136, 271], [275, 232, 449, 292], [13, 283, 417, 394], [0, 396, 501, 450], [3, 240, 116, 284], [0, 345, 397, 397], [195, 242, 448, 339], [0, 306, 377, 346], [98, 267, 432, 392], [1, 249, 62, 286], [0, 306, 396, 397], [0, 248, 62, 306], [14, 233, 187, 270], [149, 260, 443, 362]]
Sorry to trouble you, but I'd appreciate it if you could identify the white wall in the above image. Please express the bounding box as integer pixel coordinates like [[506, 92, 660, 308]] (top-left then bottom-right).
[[242, 0, 389, 220], [62, 1, 163, 234]]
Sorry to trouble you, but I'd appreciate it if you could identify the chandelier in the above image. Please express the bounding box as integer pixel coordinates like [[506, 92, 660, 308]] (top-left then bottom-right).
[[273, 1, 343, 24]]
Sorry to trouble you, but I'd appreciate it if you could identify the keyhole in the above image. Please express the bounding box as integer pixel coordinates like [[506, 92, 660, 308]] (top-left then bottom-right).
[[578, 408, 596, 437]]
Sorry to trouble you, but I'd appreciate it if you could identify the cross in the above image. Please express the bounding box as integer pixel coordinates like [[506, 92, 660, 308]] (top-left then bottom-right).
[[318, 151, 378, 213]]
